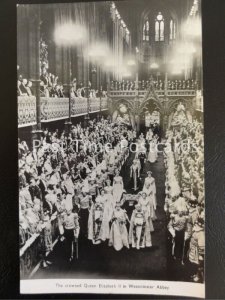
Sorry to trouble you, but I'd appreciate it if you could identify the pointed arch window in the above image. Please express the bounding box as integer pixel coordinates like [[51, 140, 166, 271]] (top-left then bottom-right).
[[143, 20, 150, 41], [170, 19, 176, 40], [155, 12, 164, 41]]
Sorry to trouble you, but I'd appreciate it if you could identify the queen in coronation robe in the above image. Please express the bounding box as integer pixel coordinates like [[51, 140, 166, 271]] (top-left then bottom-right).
[[88, 190, 110, 244], [138, 192, 155, 232], [147, 138, 158, 163], [130, 157, 141, 191], [108, 202, 130, 251], [142, 171, 157, 208], [113, 169, 124, 203], [129, 203, 152, 249]]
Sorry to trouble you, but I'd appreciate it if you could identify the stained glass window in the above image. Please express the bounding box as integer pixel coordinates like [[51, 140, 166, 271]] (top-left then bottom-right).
[[155, 12, 164, 41], [170, 19, 176, 40], [143, 20, 150, 41]]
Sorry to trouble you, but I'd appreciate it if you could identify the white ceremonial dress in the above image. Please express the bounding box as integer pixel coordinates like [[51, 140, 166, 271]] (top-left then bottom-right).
[[138, 196, 154, 232], [113, 175, 124, 203], [88, 195, 110, 244], [104, 186, 115, 219], [146, 130, 153, 142], [129, 208, 152, 249], [130, 159, 141, 191], [142, 176, 157, 208], [108, 208, 129, 251], [148, 140, 158, 163]]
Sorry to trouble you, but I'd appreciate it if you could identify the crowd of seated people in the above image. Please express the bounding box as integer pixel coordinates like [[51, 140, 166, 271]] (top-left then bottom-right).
[[164, 118, 204, 283], [167, 79, 197, 90], [18, 67, 107, 99], [40, 67, 64, 98], [110, 79, 197, 91], [110, 80, 136, 91], [19, 117, 130, 249], [70, 80, 107, 99]]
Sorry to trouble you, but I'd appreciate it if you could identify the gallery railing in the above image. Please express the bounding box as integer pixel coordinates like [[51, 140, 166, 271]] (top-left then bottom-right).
[[18, 96, 109, 127], [18, 96, 37, 127], [41, 97, 69, 122], [108, 89, 196, 98]]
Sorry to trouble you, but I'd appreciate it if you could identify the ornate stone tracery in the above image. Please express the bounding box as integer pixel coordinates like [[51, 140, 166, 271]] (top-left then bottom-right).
[[108, 79, 196, 134]]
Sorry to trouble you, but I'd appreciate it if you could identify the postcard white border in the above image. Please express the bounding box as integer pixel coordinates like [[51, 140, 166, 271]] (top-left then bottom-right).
[[20, 279, 205, 298]]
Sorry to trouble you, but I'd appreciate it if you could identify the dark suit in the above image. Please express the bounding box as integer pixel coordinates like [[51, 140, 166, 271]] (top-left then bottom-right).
[[39, 179, 48, 201], [40, 74, 49, 86], [20, 84, 28, 95], [29, 185, 42, 201], [138, 152, 146, 173]]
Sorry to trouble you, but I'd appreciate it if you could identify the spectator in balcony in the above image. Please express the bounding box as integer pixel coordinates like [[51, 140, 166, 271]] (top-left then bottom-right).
[[131, 82, 135, 90], [40, 81, 49, 97], [40, 67, 49, 86], [90, 89, 96, 98], [77, 86, 85, 98], [49, 83, 57, 97], [48, 73, 55, 87], [57, 83, 65, 98], [72, 77, 77, 88], [18, 74, 23, 83], [17, 80, 22, 96], [102, 90, 107, 97], [26, 80, 33, 96], [110, 81, 114, 90], [20, 78, 29, 96], [70, 82, 78, 98]]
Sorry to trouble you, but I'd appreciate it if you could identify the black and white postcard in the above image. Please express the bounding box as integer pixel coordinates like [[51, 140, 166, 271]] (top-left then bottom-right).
[[18, 0, 205, 297]]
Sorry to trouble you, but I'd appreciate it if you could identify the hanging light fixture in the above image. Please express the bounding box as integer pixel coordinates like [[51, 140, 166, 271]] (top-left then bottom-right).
[[54, 22, 87, 45], [150, 62, 159, 69]]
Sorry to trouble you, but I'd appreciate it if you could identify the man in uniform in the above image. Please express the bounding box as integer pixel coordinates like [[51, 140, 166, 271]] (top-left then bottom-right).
[[107, 163, 115, 185], [63, 208, 80, 262], [188, 217, 205, 282], [168, 210, 189, 262]]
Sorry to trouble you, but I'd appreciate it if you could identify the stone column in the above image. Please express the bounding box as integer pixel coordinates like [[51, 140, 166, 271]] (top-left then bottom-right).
[[27, 5, 43, 147], [164, 72, 168, 97], [91, 64, 97, 90]]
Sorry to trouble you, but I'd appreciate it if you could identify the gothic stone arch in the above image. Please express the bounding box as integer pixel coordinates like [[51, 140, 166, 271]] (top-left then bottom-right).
[[137, 97, 165, 133], [110, 98, 136, 129], [111, 98, 136, 114], [167, 98, 195, 129], [167, 98, 195, 115]]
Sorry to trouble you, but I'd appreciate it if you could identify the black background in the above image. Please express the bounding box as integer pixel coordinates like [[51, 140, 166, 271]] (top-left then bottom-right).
[[0, 0, 225, 299]]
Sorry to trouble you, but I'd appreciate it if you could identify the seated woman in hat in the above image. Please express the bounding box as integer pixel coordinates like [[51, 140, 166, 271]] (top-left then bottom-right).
[[129, 203, 152, 250], [108, 202, 129, 251]]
